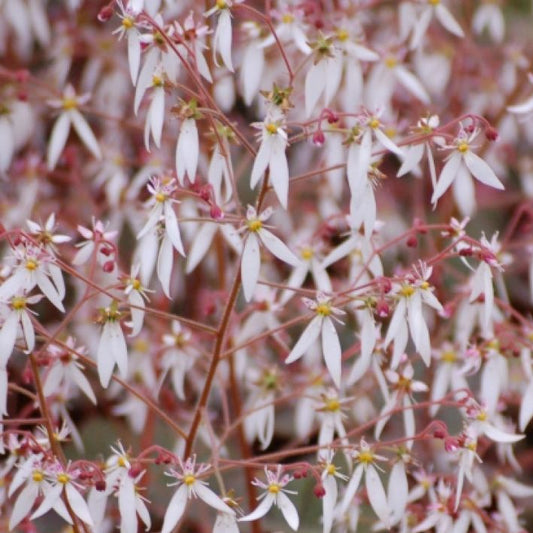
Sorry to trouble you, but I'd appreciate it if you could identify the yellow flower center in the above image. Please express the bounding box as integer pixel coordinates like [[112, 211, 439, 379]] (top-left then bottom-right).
[[358, 451, 374, 464], [247, 219, 262, 232], [400, 285, 415, 297], [25, 259, 38, 271], [184, 475, 196, 486], [300, 247, 313, 260], [420, 281, 430, 290], [441, 350, 456, 363], [315, 303, 331, 316], [457, 142, 469, 153], [11, 297, 27, 310], [152, 75, 163, 88], [265, 123, 278, 135], [466, 442, 476, 451], [282, 13, 294, 24], [326, 464, 336, 475], [118, 456, 128, 468], [476, 411, 487, 422], [122, 17, 134, 29], [384, 56, 397, 69], [368, 118, 380, 129], [268, 483, 281, 494], [429, 0, 440, 4], [325, 399, 340, 412], [57, 473, 70, 484], [132, 279, 142, 291], [336, 29, 349, 42], [216, 0, 227, 8], [32, 471, 44, 482], [62, 98, 78, 110]]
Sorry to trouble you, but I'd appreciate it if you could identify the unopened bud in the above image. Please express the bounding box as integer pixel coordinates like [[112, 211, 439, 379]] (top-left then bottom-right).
[[95, 480, 107, 492], [100, 246, 113, 257], [103, 261, 115, 273], [293, 467, 308, 479], [376, 299, 390, 318], [444, 437, 459, 452], [406, 235, 418, 248], [381, 278, 392, 294], [312, 130, 325, 146], [210, 204, 224, 220], [433, 429, 445, 439], [97, 6, 114, 22], [485, 127, 498, 141], [313, 483, 326, 498]]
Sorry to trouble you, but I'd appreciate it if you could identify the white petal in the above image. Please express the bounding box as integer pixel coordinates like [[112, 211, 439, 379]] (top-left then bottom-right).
[[322, 475, 337, 533], [128, 291, 145, 337], [394, 66, 430, 104], [483, 423, 524, 444], [277, 492, 299, 531], [70, 365, 97, 404], [250, 139, 271, 189], [70, 109, 101, 160], [127, 30, 141, 85], [157, 235, 174, 299], [214, 512, 239, 533], [161, 484, 188, 533], [186, 223, 218, 273], [119, 476, 137, 533], [259, 228, 300, 266], [432, 151, 462, 204], [0, 118, 14, 172], [47, 112, 71, 170], [409, 7, 433, 49], [31, 483, 63, 520], [435, 4, 465, 37], [241, 43, 264, 106], [463, 151, 504, 190], [239, 494, 274, 522], [321, 317, 342, 388], [340, 464, 364, 514], [269, 139, 289, 209], [215, 10, 234, 71], [508, 97, 533, 115], [164, 203, 185, 256], [66, 484, 94, 525], [241, 233, 261, 302], [305, 61, 326, 117], [397, 144, 424, 177], [366, 465, 390, 527], [10, 483, 39, 530], [20, 311, 35, 352], [0, 312, 18, 366], [374, 127, 403, 156], [97, 323, 115, 388], [285, 315, 322, 364], [519, 379, 533, 431], [195, 483, 235, 514], [388, 461, 408, 525], [148, 87, 165, 149]]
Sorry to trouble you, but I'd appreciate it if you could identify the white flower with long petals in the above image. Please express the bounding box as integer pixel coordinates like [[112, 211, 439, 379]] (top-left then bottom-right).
[[239, 466, 299, 531], [431, 128, 504, 208], [250, 113, 290, 208], [96, 303, 128, 388], [123, 264, 151, 337], [240, 206, 300, 302], [112, 3, 143, 85], [161, 456, 234, 533], [285, 293, 344, 388], [321, 451, 348, 533], [46, 84, 101, 170]]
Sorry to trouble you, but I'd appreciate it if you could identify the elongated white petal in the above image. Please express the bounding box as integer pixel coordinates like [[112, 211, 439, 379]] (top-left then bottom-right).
[[70, 365, 97, 404], [157, 235, 174, 299], [10, 482, 39, 530], [322, 475, 337, 533], [161, 484, 188, 533], [97, 323, 115, 388], [388, 461, 408, 525], [374, 127, 403, 156], [66, 484, 94, 525], [432, 151, 462, 204], [277, 492, 299, 531], [36, 271, 65, 312], [435, 4, 465, 37], [340, 463, 364, 514], [0, 312, 18, 366], [147, 87, 165, 149], [164, 203, 185, 256], [250, 139, 271, 189], [508, 97, 533, 115], [322, 316, 342, 388], [483, 423, 524, 443], [241, 233, 261, 302], [519, 379, 533, 431], [70, 109, 101, 160], [20, 311, 35, 353], [285, 315, 322, 364], [366, 465, 390, 527], [47, 112, 71, 170], [259, 228, 299, 266], [239, 494, 274, 522], [409, 7, 433, 49], [127, 30, 141, 85], [394, 66, 430, 104], [214, 512, 239, 533], [305, 61, 326, 117], [128, 290, 145, 337], [397, 143, 425, 177], [463, 151, 504, 190], [241, 43, 264, 105], [269, 138, 289, 209], [186, 222, 218, 273], [31, 483, 63, 520], [119, 476, 137, 533], [195, 483, 235, 514], [0, 117, 14, 172], [216, 10, 234, 71]]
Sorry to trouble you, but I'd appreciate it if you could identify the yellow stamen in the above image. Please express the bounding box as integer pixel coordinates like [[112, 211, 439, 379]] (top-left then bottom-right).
[[326, 464, 336, 475], [32, 471, 44, 482], [184, 475, 196, 486], [441, 350, 456, 363], [152, 75, 163, 88], [384, 56, 397, 69], [11, 297, 27, 310], [336, 29, 349, 42], [155, 192, 167, 203], [268, 483, 281, 494], [132, 279, 142, 291], [300, 247, 313, 260], [282, 13, 294, 24], [57, 473, 70, 484], [25, 259, 38, 271], [325, 399, 340, 412], [216, 0, 227, 8], [358, 451, 374, 464], [265, 123, 278, 135], [457, 142, 469, 153], [62, 98, 77, 110], [420, 281, 430, 290], [247, 219, 262, 232], [315, 303, 331, 316], [429, 0, 440, 5], [118, 456, 127, 468], [400, 285, 415, 297], [122, 17, 134, 29], [368, 118, 380, 129]]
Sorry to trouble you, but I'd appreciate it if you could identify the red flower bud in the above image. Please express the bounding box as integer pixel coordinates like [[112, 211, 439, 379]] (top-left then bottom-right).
[[406, 235, 418, 248], [485, 127, 498, 141], [313, 130, 325, 146], [210, 204, 224, 220], [313, 483, 326, 498], [97, 6, 114, 22], [95, 480, 107, 492], [103, 260, 115, 273]]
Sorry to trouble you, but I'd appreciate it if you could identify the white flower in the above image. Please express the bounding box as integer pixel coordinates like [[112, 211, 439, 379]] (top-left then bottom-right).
[[320, 451, 348, 533], [143, 74, 166, 150], [285, 293, 344, 388], [176, 117, 199, 185], [340, 440, 391, 527], [472, 1, 505, 43], [112, 3, 142, 85], [46, 84, 101, 170], [250, 113, 290, 209], [431, 128, 504, 208], [409, 0, 464, 50], [239, 466, 299, 531], [161, 456, 235, 533], [240, 206, 300, 302], [137, 176, 185, 258], [73, 218, 118, 267], [123, 264, 151, 337], [96, 303, 128, 388]]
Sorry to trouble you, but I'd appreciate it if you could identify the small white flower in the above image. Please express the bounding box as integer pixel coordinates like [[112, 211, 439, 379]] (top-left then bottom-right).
[[46, 84, 101, 170], [123, 264, 151, 337], [96, 303, 128, 388], [285, 293, 345, 388], [161, 456, 234, 533], [250, 112, 290, 209], [176, 117, 199, 185], [240, 206, 300, 302], [431, 127, 504, 208], [239, 466, 299, 531]]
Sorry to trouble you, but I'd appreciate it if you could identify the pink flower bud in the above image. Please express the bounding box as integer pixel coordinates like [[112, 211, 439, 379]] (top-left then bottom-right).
[[313, 130, 325, 146], [97, 6, 114, 22], [103, 260, 115, 273], [313, 483, 326, 498]]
